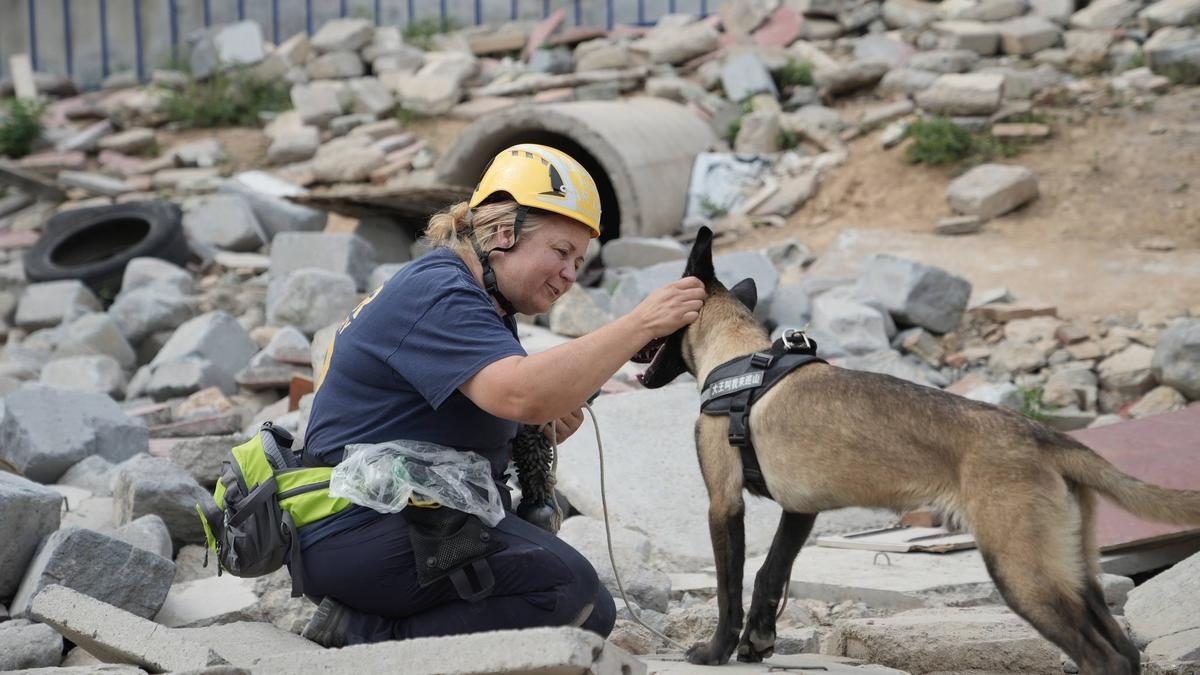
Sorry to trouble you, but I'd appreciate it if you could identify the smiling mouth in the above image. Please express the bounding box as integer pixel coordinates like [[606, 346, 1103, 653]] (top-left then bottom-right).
[[546, 283, 561, 298]]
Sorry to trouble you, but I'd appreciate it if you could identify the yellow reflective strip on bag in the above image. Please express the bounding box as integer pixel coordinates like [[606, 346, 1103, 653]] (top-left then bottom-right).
[[213, 477, 228, 509], [195, 503, 218, 553]]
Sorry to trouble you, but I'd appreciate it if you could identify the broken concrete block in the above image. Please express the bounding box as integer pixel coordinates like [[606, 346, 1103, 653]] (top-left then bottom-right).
[[1140, 0, 1200, 32], [108, 285, 196, 346], [1151, 319, 1200, 400], [40, 354, 127, 397], [1101, 573, 1135, 614], [915, 72, 1005, 115], [857, 254, 972, 334], [1070, 0, 1141, 29], [0, 619, 63, 670], [559, 515, 671, 613], [721, 51, 779, 103], [1125, 549, 1200, 647], [812, 296, 892, 355], [183, 194, 265, 253], [0, 383, 149, 483], [29, 584, 224, 672], [265, 269, 360, 336], [262, 325, 311, 364], [997, 15, 1063, 55], [266, 125, 320, 165], [825, 606, 1061, 673], [12, 527, 175, 619], [1145, 627, 1200, 663], [932, 20, 1002, 54], [151, 311, 258, 385], [269, 232, 376, 291], [252, 626, 644, 674], [123, 257, 194, 296], [14, 280, 102, 330], [290, 80, 347, 128], [112, 513, 173, 559], [311, 17, 375, 53], [220, 171, 327, 238], [177, 620, 321, 666], [143, 357, 230, 399], [189, 21, 266, 80], [55, 312, 137, 370], [112, 454, 211, 548], [57, 455, 117, 496], [306, 51, 365, 79], [155, 575, 260, 628], [167, 435, 239, 487], [946, 163, 1039, 220], [0, 473, 63, 598]]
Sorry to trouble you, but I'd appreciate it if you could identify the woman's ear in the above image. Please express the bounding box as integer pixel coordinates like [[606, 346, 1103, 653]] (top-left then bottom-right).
[[492, 222, 516, 250]]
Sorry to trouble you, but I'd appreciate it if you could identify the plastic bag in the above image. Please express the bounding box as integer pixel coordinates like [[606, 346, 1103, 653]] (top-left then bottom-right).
[[328, 440, 506, 527]]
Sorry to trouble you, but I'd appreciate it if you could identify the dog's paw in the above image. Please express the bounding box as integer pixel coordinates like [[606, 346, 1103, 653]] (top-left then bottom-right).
[[736, 627, 775, 663], [685, 641, 732, 666]]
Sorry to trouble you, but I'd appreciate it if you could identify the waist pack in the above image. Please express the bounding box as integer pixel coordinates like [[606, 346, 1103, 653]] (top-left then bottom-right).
[[194, 423, 354, 597]]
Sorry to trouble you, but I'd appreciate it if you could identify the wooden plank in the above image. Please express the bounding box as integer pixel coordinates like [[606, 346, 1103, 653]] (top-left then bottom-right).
[[8, 54, 37, 101], [1069, 406, 1200, 551]]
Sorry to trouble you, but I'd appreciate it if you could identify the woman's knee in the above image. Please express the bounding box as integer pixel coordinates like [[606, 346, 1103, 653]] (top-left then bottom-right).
[[582, 583, 616, 637]]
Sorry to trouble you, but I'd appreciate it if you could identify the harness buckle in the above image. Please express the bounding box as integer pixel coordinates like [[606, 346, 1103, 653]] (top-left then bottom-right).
[[750, 352, 773, 369], [782, 328, 813, 353]]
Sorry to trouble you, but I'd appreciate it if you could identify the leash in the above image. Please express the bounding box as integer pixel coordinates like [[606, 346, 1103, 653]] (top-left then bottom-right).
[[546, 402, 792, 653]]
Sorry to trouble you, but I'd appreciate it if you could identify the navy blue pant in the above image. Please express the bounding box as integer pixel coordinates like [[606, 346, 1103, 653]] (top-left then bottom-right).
[[297, 510, 616, 644]]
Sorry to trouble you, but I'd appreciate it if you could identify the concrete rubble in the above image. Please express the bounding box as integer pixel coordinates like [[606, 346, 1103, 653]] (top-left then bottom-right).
[[1, 1, 1199, 673]]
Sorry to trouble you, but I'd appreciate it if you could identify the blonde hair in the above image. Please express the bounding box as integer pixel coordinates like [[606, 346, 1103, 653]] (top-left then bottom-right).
[[423, 200, 548, 258]]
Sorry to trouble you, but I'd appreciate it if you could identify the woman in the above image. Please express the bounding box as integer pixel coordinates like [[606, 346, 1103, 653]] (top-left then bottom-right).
[[296, 143, 706, 647]]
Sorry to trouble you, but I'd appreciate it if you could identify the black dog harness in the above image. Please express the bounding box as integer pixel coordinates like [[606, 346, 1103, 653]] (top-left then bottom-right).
[[699, 329, 825, 498]]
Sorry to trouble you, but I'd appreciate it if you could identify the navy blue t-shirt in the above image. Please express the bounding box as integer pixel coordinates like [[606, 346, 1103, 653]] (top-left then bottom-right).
[[300, 248, 527, 548]]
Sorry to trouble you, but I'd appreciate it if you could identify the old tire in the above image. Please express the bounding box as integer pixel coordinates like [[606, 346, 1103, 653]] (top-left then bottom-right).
[[24, 201, 190, 298]]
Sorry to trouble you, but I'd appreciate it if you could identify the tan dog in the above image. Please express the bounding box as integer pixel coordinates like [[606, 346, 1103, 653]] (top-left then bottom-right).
[[637, 227, 1200, 673]]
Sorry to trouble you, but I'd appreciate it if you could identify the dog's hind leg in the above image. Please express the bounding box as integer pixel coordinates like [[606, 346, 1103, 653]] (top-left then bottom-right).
[[737, 511, 817, 663], [1075, 484, 1142, 671], [970, 477, 1134, 675], [686, 422, 748, 666]]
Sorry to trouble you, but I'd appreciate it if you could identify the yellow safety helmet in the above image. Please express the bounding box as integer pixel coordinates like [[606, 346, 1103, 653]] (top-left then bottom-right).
[[469, 143, 602, 238]]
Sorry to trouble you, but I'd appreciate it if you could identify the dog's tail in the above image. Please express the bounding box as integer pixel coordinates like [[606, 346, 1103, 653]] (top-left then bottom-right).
[[1050, 443, 1200, 526]]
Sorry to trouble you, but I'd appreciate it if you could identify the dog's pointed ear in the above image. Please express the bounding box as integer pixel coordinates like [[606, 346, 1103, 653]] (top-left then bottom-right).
[[682, 226, 715, 284], [730, 278, 757, 312]]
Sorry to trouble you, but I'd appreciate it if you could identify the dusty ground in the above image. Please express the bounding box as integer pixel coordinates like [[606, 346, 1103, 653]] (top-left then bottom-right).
[[722, 87, 1200, 320]]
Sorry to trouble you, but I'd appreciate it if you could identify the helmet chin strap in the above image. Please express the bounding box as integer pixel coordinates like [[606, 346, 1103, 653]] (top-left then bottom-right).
[[467, 206, 529, 317]]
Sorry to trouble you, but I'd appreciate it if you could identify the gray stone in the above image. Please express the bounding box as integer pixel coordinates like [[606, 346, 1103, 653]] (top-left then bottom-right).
[[1141, 0, 1200, 31], [558, 516, 671, 613], [55, 313, 137, 371], [253, 626, 644, 675], [29, 584, 223, 672], [722, 51, 779, 103], [0, 473, 62, 598], [178, 619, 321, 665], [1145, 628, 1200, 662], [58, 171, 135, 197], [220, 171, 327, 238], [172, 138, 228, 169], [946, 163, 1039, 220], [836, 349, 946, 387], [155, 575, 260, 628], [0, 384, 148, 483], [0, 619, 63, 670], [167, 435, 239, 487], [266, 126, 320, 165], [548, 286, 613, 339], [856, 254, 971, 334], [189, 21, 266, 80], [266, 269, 360, 336], [312, 145, 387, 184], [1126, 550, 1200, 646], [1097, 344, 1157, 401], [290, 81, 346, 128], [121, 257, 193, 296], [883, 0, 941, 28], [767, 284, 813, 329], [389, 75, 462, 116], [997, 16, 1063, 55], [931, 20, 1002, 54], [270, 232, 376, 291], [236, 350, 310, 389], [1071, 0, 1142, 28], [347, 77, 395, 116], [1144, 27, 1200, 85], [611, 251, 780, 324], [909, 49, 980, 73], [528, 46, 575, 75], [1152, 319, 1200, 400], [184, 195, 264, 253], [97, 128, 156, 155], [815, 61, 891, 97], [12, 527, 175, 619], [56, 120, 113, 153], [151, 311, 258, 387], [1043, 366, 1099, 410], [108, 287, 195, 345], [311, 18, 374, 53], [812, 296, 892, 356], [263, 326, 311, 364], [15, 281, 102, 330], [113, 454, 211, 549], [1101, 573, 1135, 613], [631, 21, 721, 65], [878, 68, 940, 96], [959, 0, 1029, 21], [113, 513, 173, 559], [1128, 385, 1187, 418], [827, 606, 1062, 674], [57, 455, 117, 497], [307, 51, 365, 80], [735, 111, 783, 154], [602, 237, 687, 269], [916, 73, 1006, 115], [40, 354, 126, 398]]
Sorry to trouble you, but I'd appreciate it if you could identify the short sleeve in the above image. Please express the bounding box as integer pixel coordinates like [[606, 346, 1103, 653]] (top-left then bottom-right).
[[387, 285, 526, 409]]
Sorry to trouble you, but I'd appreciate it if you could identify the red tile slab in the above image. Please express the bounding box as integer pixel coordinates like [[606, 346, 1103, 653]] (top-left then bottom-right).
[[1068, 405, 1200, 550], [753, 6, 804, 48], [523, 8, 565, 61]]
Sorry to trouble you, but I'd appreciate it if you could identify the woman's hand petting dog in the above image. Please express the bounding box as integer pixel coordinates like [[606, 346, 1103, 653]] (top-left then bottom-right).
[[543, 407, 585, 445], [634, 276, 706, 339]]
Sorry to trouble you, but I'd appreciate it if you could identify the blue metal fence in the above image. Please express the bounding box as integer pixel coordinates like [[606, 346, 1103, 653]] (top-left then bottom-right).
[[3, 0, 714, 87]]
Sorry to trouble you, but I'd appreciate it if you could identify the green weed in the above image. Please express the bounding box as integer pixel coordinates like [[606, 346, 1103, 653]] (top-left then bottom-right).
[[904, 117, 1024, 167], [0, 98, 45, 159], [162, 68, 291, 129], [775, 58, 814, 88], [403, 17, 461, 51]]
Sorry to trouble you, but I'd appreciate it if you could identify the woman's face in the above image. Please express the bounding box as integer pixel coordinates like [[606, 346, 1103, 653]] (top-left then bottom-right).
[[493, 214, 592, 316]]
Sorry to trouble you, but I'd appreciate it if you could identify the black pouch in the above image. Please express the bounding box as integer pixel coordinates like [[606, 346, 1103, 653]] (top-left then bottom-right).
[[403, 506, 507, 603]]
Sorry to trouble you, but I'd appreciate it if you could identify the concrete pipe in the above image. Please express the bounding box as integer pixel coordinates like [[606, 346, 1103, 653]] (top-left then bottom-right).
[[436, 97, 718, 240]]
